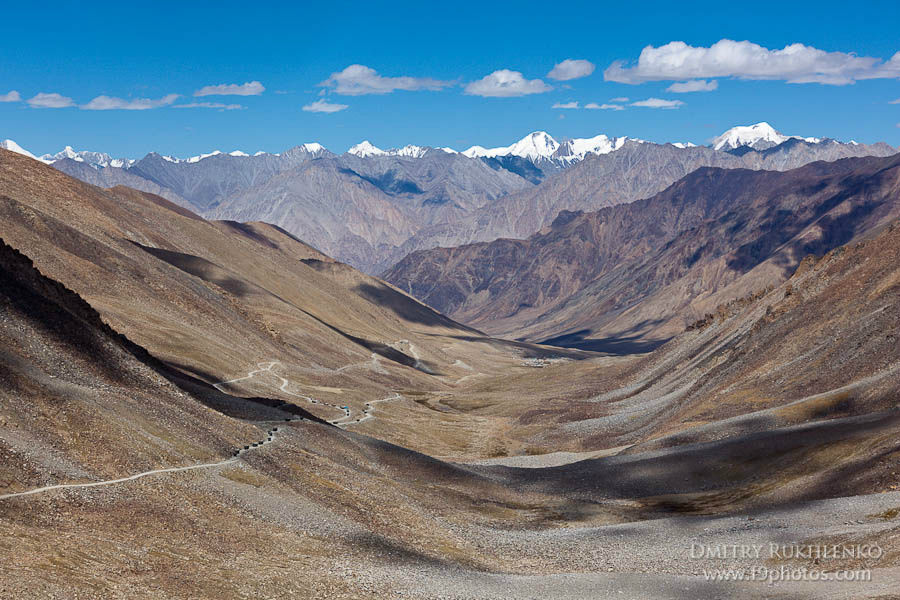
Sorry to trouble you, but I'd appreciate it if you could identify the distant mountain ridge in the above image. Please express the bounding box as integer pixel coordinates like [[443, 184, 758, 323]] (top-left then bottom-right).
[[5, 125, 896, 272], [13, 121, 891, 171], [383, 153, 900, 351]]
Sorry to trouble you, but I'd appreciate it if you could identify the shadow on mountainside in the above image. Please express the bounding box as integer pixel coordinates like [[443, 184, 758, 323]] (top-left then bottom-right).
[[428, 333, 598, 360], [470, 411, 900, 518], [130, 242, 435, 374], [298, 257, 483, 334], [216, 220, 280, 249], [161, 361, 329, 425], [537, 319, 670, 355], [351, 281, 483, 333], [131, 242, 256, 297], [726, 187, 883, 275], [539, 329, 670, 355], [0, 236, 326, 426]]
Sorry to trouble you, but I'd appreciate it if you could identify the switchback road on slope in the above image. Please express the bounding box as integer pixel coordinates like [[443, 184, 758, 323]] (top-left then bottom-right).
[[340, 393, 402, 426], [215, 361, 351, 424], [214, 361, 401, 427]]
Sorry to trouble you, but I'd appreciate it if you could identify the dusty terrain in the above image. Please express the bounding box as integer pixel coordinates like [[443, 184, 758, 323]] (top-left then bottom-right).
[[2, 149, 899, 599]]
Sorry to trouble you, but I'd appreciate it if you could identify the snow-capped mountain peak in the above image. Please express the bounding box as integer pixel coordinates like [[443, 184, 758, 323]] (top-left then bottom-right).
[[391, 144, 428, 158], [712, 122, 789, 151], [553, 134, 629, 162], [462, 131, 561, 161], [186, 150, 222, 163], [159, 148, 289, 163], [347, 143, 431, 158], [301, 142, 324, 154], [41, 146, 91, 163], [1, 139, 41, 161], [461, 145, 493, 158], [347, 140, 385, 157], [507, 131, 560, 161], [39, 146, 134, 169], [712, 122, 830, 151], [60, 146, 80, 160]]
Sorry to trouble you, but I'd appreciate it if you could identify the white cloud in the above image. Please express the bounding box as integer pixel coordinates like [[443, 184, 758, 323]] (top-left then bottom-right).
[[585, 102, 625, 110], [194, 81, 265, 97], [667, 79, 718, 93], [173, 102, 245, 110], [81, 94, 179, 110], [552, 101, 580, 109], [605, 40, 900, 85], [547, 59, 595, 81], [302, 99, 349, 113], [0, 90, 21, 102], [27, 92, 75, 108], [609, 97, 629, 102], [465, 69, 552, 97], [631, 97, 684, 109], [890, 98, 900, 104], [320, 65, 451, 95]]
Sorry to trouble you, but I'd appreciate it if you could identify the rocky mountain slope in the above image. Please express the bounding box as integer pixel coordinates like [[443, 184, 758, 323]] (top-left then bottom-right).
[[208, 151, 534, 270], [617, 218, 900, 456], [385, 153, 900, 350], [0, 233, 324, 496], [51, 143, 332, 211], [395, 136, 898, 257], [0, 148, 576, 453], [502, 216, 900, 455]]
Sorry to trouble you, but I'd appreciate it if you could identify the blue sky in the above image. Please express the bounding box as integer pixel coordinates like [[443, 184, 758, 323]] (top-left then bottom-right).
[[2, 0, 899, 158]]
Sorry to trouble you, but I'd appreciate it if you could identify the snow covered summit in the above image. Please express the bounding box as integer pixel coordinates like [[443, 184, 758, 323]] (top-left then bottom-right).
[[712, 122, 822, 151], [347, 140, 385, 157], [463, 131, 559, 161]]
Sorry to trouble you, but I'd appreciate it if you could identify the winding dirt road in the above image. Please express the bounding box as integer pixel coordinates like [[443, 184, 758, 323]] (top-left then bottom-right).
[[216, 361, 401, 426], [2, 360, 404, 501], [341, 393, 402, 426], [0, 424, 286, 501], [215, 361, 352, 423]]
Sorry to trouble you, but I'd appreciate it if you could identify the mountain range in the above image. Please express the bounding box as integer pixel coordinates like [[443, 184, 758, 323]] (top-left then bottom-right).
[[384, 153, 900, 351], [3, 145, 900, 598], [3, 124, 897, 273]]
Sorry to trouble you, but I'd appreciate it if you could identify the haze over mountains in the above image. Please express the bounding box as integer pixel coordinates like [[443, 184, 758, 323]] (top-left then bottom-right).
[[5, 124, 896, 273]]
